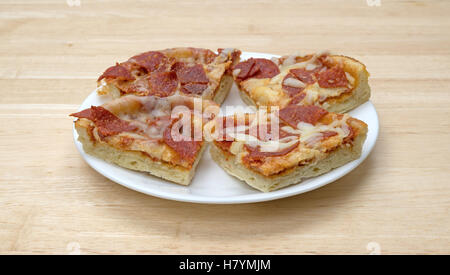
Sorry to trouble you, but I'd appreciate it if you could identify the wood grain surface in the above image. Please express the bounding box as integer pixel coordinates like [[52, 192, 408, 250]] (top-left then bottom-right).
[[0, 0, 449, 254]]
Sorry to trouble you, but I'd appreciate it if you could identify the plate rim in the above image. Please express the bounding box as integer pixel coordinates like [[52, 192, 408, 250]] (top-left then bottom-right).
[[72, 51, 379, 204]]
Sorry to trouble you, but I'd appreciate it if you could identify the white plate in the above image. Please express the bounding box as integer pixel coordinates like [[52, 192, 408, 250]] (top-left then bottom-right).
[[73, 52, 379, 204]]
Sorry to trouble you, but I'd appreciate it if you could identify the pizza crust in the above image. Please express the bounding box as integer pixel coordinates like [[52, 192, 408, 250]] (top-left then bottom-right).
[[75, 122, 207, 186], [210, 125, 367, 192], [213, 75, 234, 105], [238, 87, 258, 107]]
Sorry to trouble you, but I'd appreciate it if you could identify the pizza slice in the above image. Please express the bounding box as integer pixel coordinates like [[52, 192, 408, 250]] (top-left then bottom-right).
[[206, 105, 368, 192], [96, 47, 241, 105], [71, 94, 220, 186], [231, 52, 370, 113]]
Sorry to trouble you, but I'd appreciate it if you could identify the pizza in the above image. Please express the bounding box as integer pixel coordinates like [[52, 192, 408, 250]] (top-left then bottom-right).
[[231, 52, 370, 113], [71, 94, 220, 185], [72, 47, 371, 192], [205, 104, 368, 192], [96, 47, 241, 105]]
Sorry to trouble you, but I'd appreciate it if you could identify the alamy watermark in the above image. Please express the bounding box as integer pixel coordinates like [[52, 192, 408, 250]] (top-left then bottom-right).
[[367, 241, 381, 255], [66, 0, 81, 7], [366, 0, 381, 7], [66, 242, 81, 255]]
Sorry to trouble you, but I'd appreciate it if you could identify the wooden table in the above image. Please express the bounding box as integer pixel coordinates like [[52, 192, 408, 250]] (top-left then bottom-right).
[[1, 0, 449, 255]]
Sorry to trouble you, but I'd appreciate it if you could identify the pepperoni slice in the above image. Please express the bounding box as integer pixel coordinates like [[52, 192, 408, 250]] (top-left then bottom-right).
[[244, 141, 299, 158], [317, 67, 348, 88], [98, 63, 135, 82], [282, 67, 324, 97], [290, 68, 318, 84], [163, 123, 202, 165], [148, 71, 178, 97], [317, 54, 334, 67], [181, 83, 208, 95], [279, 105, 328, 127], [125, 78, 151, 96], [343, 122, 356, 143], [71, 106, 137, 138], [188, 47, 217, 64], [282, 73, 305, 97], [242, 123, 298, 158], [170, 61, 185, 73], [253, 59, 280, 79], [128, 51, 168, 73], [233, 58, 280, 81], [233, 59, 255, 81], [173, 63, 209, 84], [289, 92, 306, 105]]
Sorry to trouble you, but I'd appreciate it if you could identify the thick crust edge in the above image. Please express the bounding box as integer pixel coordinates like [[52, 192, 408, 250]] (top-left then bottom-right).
[[238, 87, 258, 107], [213, 74, 234, 105], [210, 127, 368, 192], [75, 122, 206, 186]]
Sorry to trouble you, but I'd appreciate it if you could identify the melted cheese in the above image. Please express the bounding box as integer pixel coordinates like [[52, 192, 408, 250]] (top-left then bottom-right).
[[96, 79, 121, 98], [267, 52, 328, 86], [283, 77, 306, 88], [224, 109, 351, 154], [232, 68, 241, 78], [302, 88, 319, 105], [280, 115, 351, 148], [238, 52, 357, 109], [270, 57, 280, 65], [218, 48, 234, 57], [300, 83, 347, 105], [306, 63, 318, 71], [345, 72, 355, 89], [95, 79, 108, 93], [249, 85, 284, 106], [227, 132, 299, 153], [230, 141, 244, 155], [241, 79, 290, 107], [219, 110, 299, 153], [282, 55, 298, 66], [345, 72, 355, 85]]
